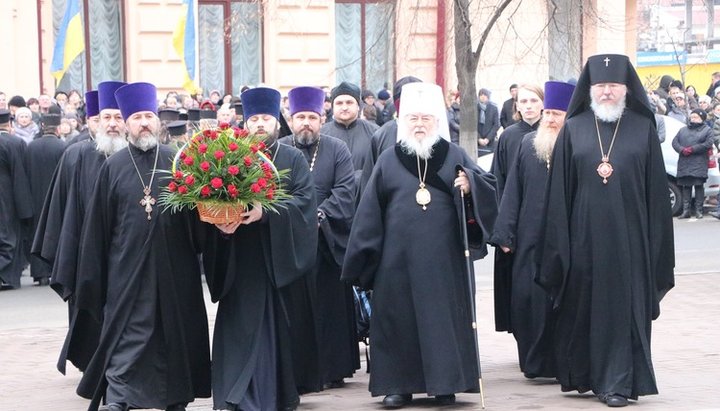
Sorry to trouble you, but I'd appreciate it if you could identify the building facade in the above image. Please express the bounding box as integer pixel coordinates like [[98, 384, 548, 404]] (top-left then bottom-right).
[[1, 0, 641, 102]]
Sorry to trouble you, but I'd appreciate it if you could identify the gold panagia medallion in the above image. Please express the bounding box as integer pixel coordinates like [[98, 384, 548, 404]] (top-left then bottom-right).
[[597, 157, 614, 184], [416, 184, 431, 210]]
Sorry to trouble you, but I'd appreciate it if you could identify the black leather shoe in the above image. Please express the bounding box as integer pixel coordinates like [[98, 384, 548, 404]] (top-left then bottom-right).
[[37, 278, 50, 286], [165, 403, 187, 411], [435, 394, 456, 405], [382, 394, 412, 408], [598, 393, 628, 407]]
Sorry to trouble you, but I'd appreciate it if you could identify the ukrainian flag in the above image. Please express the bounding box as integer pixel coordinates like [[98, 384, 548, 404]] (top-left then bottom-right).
[[50, 0, 85, 84], [173, 0, 198, 93]]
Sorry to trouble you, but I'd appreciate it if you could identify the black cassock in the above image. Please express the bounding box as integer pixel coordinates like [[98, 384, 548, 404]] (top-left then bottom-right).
[[537, 110, 675, 399], [280, 134, 359, 384], [489, 119, 537, 332], [75, 144, 210, 411], [203, 143, 319, 411], [489, 132, 556, 378], [51, 141, 107, 374], [25, 134, 66, 280], [66, 129, 91, 146], [341, 139, 498, 397], [320, 119, 377, 200], [0, 133, 32, 288], [370, 119, 397, 163], [32, 140, 89, 272]]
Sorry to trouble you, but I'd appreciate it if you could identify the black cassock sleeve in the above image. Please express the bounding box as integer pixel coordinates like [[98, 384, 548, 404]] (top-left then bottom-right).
[[456, 151, 498, 260], [267, 150, 318, 288], [535, 126, 574, 308], [318, 144, 356, 267], [645, 126, 675, 319], [74, 164, 114, 323], [488, 142, 524, 252], [340, 163, 386, 289]]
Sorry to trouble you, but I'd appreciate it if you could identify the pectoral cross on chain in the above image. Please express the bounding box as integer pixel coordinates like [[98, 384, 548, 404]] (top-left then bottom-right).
[[140, 186, 156, 220], [604, 57, 610, 67]]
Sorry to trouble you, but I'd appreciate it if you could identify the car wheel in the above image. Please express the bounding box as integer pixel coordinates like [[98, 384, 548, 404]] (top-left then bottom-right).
[[668, 180, 682, 216]]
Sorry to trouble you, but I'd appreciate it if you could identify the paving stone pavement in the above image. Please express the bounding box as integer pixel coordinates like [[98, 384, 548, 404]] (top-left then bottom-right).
[[1, 270, 718, 411]]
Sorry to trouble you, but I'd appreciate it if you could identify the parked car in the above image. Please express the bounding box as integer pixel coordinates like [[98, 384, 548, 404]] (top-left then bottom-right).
[[475, 115, 720, 216]]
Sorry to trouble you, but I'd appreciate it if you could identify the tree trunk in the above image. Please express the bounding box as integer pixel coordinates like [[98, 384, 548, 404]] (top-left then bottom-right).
[[454, 0, 479, 160], [706, 0, 714, 43]]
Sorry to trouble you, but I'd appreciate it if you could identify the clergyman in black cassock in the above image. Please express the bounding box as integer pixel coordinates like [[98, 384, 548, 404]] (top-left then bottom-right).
[[536, 54, 675, 407], [38, 83, 127, 375], [489, 81, 575, 379], [342, 83, 498, 408], [74, 83, 210, 411], [25, 114, 66, 284], [204, 87, 319, 411], [280, 86, 359, 387], [321, 81, 377, 200], [489, 84, 543, 333], [0, 111, 33, 290]]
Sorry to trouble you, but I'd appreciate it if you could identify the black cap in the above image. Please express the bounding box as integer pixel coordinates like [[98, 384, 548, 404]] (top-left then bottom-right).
[[331, 81, 361, 105], [42, 114, 62, 127], [167, 120, 188, 137], [158, 109, 180, 122], [187, 108, 200, 121], [232, 102, 243, 113], [9, 95, 26, 108], [0, 109, 10, 123], [393, 76, 422, 101], [200, 109, 216, 119]]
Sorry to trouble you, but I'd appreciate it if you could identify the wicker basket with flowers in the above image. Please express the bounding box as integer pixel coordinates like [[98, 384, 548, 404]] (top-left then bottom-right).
[[159, 122, 289, 224]]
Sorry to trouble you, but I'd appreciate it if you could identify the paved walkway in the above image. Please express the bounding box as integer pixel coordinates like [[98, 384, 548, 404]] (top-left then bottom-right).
[[1, 268, 718, 411]]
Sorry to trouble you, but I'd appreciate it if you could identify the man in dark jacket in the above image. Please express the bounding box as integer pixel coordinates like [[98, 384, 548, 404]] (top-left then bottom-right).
[[500, 84, 518, 129], [477, 88, 500, 155]]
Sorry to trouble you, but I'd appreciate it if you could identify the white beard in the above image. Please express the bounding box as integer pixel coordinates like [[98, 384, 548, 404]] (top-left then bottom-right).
[[590, 95, 626, 122], [400, 133, 440, 160], [130, 133, 159, 152], [533, 123, 560, 163], [95, 130, 128, 156]]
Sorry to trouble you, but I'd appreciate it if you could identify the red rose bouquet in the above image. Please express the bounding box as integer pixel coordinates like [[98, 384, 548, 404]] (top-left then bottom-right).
[[159, 122, 289, 224]]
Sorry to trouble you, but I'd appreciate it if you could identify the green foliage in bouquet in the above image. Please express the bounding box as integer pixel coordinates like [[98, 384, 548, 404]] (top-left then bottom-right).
[[158, 122, 290, 215]]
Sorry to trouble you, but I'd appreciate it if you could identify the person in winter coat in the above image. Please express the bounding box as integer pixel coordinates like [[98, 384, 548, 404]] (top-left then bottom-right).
[[672, 108, 715, 219]]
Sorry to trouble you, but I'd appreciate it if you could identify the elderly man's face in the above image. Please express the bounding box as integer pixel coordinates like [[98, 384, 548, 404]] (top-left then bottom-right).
[[39, 95, 52, 108], [98, 109, 126, 138], [404, 112, 437, 141], [217, 109, 233, 124], [541, 109, 567, 131], [333, 95, 359, 124], [590, 83, 627, 107], [291, 111, 322, 144], [245, 114, 278, 136], [126, 111, 159, 140]]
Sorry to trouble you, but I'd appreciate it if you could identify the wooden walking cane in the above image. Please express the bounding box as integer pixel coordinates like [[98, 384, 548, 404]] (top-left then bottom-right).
[[459, 184, 486, 409]]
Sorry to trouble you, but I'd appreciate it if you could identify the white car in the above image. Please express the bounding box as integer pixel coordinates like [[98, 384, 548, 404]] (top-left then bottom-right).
[[475, 115, 720, 216]]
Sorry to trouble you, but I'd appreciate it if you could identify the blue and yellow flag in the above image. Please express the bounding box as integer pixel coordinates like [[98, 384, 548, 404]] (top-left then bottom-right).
[[50, 0, 85, 84], [173, 0, 198, 93]]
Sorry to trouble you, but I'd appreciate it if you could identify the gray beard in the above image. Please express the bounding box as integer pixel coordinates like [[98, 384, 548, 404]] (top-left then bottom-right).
[[590, 95, 626, 122], [400, 134, 440, 160], [95, 130, 128, 156], [130, 133, 159, 152], [296, 130, 319, 145], [533, 124, 559, 163]]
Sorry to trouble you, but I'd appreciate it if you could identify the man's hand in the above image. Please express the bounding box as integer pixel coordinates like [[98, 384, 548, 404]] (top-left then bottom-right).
[[215, 221, 241, 234], [241, 201, 263, 225], [478, 138, 489, 147], [455, 170, 470, 195], [501, 246, 511, 253]]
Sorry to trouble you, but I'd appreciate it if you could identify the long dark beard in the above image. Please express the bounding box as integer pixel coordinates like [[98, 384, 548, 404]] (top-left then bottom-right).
[[533, 124, 559, 163]]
